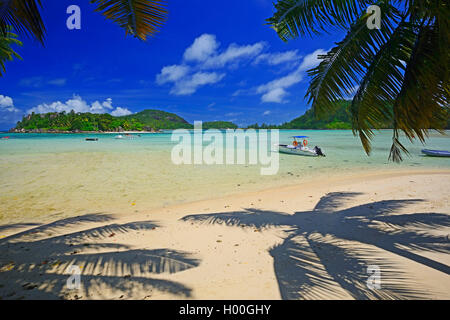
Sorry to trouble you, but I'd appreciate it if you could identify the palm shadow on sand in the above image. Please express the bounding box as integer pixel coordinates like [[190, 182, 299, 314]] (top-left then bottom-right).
[[0, 214, 200, 299], [181, 192, 450, 299]]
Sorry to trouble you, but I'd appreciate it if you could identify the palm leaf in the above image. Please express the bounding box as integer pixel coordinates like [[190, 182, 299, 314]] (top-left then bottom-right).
[[350, 19, 416, 158], [90, 0, 168, 41], [267, 0, 372, 40], [393, 22, 449, 141], [269, 0, 449, 161], [0, 28, 22, 76], [305, 2, 400, 116], [0, 0, 45, 44]]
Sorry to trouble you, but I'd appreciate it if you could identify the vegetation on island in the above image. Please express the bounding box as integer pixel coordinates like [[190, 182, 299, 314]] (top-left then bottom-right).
[[12, 99, 449, 132], [13, 109, 192, 132], [120, 109, 193, 130], [280, 100, 355, 130], [12, 110, 239, 132], [248, 100, 390, 129]]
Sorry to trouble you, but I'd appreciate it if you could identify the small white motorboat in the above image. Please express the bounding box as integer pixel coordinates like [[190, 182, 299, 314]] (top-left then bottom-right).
[[276, 136, 325, 157], [115, 135, 124, 139]]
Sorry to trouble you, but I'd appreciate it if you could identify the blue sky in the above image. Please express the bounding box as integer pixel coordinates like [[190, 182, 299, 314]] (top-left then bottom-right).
[[0, 0, 344, 130]]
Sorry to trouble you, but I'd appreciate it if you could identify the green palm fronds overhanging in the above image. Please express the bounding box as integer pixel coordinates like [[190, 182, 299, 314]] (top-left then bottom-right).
[[267, 0, 450, 162], [0, 27, 22, 76], [0, 0, 168, 44]]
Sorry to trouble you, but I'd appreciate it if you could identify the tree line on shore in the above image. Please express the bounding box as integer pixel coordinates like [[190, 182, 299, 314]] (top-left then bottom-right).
[[11, 100, 449, 132]]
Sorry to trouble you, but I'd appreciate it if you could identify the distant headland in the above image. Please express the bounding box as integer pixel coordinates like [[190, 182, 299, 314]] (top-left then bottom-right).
[[9, 109, 242, 133], [9, 100, 450, 133]]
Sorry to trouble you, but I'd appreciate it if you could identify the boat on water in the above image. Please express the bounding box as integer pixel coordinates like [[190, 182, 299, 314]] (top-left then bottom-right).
[[115, 133, 138, 139], [421, 149, 450, 157], [276, 136, 325, 157], [85, 138, 98, 141]]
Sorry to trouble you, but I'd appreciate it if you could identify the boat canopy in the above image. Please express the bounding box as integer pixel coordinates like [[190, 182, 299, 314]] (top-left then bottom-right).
[[291, 136, 309, 139]]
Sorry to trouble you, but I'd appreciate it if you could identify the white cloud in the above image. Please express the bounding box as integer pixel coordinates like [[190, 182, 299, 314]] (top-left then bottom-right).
[[254, 49, 326, 103], [183, 34, 219, 62], [27, 95, 132, 117], [261, 88, 288, 103], [183, 33, 264, 68], [0, 94, 22, 125], [171, 72, 225, 95], [156, 65, 190, 84], [0, 95, 14, 108], [90, 98, 114, 113], [257, 70, 303, 93], [257, 67, 303, 103], [263, 110, 271, 115], [254, 50, 301, 66], [111, 107, 133, 116], [202, 42, 265, 69], [299, 49, 327, 71], [156, 34, 264, 95]]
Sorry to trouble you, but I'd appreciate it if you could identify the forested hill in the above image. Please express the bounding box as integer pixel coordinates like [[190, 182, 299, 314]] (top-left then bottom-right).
[[11, 109, 193, 132], [10, 109, 241, 133], [10, 102, 449, 132], [119, 109, 192, 129], [280, 100, 357, 129], [250, 100, 449, 129], [247, 100, 358, 129]]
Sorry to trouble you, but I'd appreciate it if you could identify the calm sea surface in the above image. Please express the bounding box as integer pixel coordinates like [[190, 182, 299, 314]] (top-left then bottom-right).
[[1, 130, 449, 224]]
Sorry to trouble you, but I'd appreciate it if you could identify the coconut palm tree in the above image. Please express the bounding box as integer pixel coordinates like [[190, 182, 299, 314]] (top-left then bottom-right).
[[0, 28, 21, 76], [0, 0, 167, 45], [267, 0, 449, 161]]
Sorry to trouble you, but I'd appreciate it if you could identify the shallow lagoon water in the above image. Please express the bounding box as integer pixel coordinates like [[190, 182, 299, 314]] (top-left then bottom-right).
[[1, 130, 449, 224]]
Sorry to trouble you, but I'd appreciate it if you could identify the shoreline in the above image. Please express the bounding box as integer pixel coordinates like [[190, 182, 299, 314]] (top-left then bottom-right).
[[0, 169, 449, 299], [3, 130, 164, 134], [1, 167, 449, 227]]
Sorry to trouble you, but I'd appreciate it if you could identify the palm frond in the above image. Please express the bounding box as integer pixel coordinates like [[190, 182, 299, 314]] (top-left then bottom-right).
[[305, 2, 400, 117], [0, 0, 45, 44], [389, 15, 449, 161], [350, 18, 415, 157], [90, 0, 168, 41], [267, 0, 372, 40], [269, 0, 448, 161], [0, 28, 22, 76]]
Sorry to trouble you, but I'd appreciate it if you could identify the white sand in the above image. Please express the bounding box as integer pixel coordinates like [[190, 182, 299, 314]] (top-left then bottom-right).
[[0, 170, 449, 300]]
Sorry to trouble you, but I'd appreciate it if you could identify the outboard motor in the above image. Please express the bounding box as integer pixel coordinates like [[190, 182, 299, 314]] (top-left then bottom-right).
[[314, 146, 325, 157]]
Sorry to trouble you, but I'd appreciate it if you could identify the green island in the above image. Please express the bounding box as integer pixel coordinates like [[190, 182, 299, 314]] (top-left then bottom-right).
[[10, 100, 449, 133], [11, 109, 192, 133]]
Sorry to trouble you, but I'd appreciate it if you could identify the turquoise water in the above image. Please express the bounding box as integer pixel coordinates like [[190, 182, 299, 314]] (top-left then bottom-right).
[[1, 130, 449, 224]]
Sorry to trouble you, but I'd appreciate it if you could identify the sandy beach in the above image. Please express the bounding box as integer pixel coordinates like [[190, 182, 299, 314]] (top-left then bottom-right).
[[1, 0, 449, 306], [0, 169, 449, 300]]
